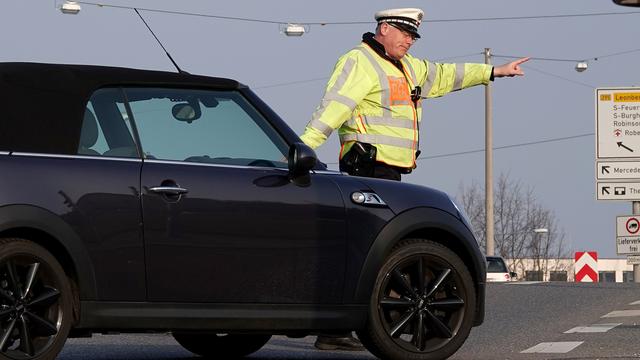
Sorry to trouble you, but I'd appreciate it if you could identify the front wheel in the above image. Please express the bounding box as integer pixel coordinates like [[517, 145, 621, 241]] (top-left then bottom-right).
[[358, 239, 476, 360], [172, 332, 271, 359]]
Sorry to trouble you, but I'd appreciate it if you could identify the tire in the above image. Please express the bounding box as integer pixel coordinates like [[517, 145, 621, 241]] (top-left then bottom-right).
[[172, 333, 271, 359], [357, 239, 476, 360], [0, 238, 74, 360]]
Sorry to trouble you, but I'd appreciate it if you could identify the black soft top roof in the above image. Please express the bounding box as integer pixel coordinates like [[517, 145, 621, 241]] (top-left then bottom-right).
[[0, 62, 242, 92], [0, 62, 243, 154]]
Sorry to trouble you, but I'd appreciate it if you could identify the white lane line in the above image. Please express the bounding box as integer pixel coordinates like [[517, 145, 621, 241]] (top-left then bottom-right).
[[521, 341, 583, 353], [507, 281, 544, 285], [602, 310, 640, 318], [629, 300, 640, 305], [564, 323, 622, 333]]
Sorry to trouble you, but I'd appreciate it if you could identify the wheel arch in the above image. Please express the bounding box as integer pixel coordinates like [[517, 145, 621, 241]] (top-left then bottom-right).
[[353, 207, 486, 325], [0, 204, 97, 300]]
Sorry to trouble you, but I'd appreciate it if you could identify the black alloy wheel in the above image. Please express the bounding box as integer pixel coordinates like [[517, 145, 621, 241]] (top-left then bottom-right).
[[358, 239, 476, 360], [0, 238, 72, 360]]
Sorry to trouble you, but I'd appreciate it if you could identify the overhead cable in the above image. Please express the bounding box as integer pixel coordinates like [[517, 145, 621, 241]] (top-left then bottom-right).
[[521, 65, 596, 89], [417, 133, 594, 161], [75, 2, 640, 25], [325, 133, 594, 164], [494, 47, 640, 63]]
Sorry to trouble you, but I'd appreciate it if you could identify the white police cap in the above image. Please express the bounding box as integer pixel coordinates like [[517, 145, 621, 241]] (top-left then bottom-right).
[[374, 8, 424, 38]]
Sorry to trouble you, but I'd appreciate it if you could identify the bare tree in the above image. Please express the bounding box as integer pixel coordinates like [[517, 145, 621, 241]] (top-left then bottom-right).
[[457, 173, 569, 278]]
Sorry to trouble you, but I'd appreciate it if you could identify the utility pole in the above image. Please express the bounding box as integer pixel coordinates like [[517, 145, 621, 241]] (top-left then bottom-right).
[[634, 202, 640, 283], [485, 48, 494, 256]]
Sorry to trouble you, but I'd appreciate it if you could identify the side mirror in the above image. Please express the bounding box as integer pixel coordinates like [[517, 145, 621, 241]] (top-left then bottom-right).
[[613, 0, 640, 6], [288, 142, 317, 187]]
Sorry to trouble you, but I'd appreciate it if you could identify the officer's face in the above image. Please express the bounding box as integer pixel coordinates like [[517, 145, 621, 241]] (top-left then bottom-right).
[[381, 23, 417, 60]]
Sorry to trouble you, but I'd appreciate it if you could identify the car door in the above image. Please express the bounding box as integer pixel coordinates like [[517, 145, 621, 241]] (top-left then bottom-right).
[[73, 88, 146, 300], [125, 87, 347, 304]]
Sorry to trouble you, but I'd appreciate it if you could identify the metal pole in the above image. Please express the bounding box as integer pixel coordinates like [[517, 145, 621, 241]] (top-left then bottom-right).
[[633, 201, 640, 283], [485, 48, 494, 256]]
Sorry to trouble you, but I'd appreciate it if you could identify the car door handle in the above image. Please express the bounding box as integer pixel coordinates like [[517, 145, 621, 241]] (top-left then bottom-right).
[[149, 186, 189, 195]]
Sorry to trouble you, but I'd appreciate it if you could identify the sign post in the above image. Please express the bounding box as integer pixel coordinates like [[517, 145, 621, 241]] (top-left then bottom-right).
[[634, 203, 640, 282]]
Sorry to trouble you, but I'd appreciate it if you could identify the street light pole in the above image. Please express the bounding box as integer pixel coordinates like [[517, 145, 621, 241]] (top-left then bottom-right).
[[534, 228, 549, 280], [485, 48, 494, 256]]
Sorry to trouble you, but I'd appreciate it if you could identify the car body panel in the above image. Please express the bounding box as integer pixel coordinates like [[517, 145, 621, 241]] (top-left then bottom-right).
[[141, 161, 347, 303], [0, 154, 143, 300]]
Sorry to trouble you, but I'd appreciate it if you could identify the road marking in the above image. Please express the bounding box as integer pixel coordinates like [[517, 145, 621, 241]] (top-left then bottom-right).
[[521, 341, 583, 353], [506, 281, 544, 285], [564, 323, 622, 333], [602, 310, 640, 318], [630, 300, 640, 305]]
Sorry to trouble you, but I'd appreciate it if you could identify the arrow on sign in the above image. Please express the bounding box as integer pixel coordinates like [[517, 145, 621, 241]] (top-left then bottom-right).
[[602, 166, 610, 174], [617, 142, 634, 152], [602, 186, 610, 195]]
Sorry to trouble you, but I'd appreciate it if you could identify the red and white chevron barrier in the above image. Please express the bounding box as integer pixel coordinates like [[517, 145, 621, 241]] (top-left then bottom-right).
[[575, 251, 598, 282]]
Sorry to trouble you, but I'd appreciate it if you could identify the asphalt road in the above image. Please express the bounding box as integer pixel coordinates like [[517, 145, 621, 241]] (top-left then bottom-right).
[[453, 282, 640, 359], [59, 282, 640, 360]]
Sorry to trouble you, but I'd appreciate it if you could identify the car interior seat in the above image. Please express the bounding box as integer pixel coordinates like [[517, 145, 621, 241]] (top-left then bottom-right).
[[77, 108, 100, 156]]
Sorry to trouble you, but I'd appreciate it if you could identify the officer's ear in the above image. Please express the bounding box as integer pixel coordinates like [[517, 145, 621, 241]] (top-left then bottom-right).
[[378, 22, 389, 35]]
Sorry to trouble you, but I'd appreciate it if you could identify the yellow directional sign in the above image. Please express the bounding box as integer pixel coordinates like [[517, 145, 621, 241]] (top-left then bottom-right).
[[596, 87, 640, 159]]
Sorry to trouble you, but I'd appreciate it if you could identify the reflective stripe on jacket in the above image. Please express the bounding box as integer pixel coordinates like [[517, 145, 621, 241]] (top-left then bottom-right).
[[300, 42, 492, 169]]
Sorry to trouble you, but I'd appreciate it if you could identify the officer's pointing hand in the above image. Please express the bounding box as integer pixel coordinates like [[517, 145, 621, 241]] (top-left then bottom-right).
[[493, 57, 530, 78]]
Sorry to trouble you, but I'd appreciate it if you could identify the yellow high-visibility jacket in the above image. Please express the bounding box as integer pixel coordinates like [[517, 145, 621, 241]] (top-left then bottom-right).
[[300, 41, 493, 169]]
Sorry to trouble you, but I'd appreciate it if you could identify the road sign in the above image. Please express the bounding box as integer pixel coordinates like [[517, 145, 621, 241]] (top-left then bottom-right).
[[617, 237, 640, 254], [597, 182, 640, 200], [596, 88, 640, 159], [617, 215, 640, 236], [575, 251, 598, 282], [616, 216, 640, 254], [627, 255, 640, 265], [596, 161, 640, 180]]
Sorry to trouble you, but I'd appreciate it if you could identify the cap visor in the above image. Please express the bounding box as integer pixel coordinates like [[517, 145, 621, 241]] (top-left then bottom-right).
[[390, 22, 420, 38]]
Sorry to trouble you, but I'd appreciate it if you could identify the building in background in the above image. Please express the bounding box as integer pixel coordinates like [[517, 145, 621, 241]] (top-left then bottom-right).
[[505, 258, 634, 282]]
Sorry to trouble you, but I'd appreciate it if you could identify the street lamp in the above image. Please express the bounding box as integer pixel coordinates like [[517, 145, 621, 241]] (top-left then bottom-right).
[[282, 24, 308, 37], [60, 1, 81, 14], [531, 228, 549, 280], [575, 61, 588, 73]]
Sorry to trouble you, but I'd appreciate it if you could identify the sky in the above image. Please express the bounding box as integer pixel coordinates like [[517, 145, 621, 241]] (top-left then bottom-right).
[[2, 0, 638, 257]]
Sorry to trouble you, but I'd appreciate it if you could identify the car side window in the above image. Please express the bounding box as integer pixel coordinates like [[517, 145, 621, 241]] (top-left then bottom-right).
[[487, 258, 508, 272], [123, 88, 288, 168], [78, 88, 139, 158]]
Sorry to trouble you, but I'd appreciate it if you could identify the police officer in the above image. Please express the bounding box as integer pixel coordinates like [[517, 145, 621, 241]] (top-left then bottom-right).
[[304, 7, 528, 351], [301, 8, 529, 182]]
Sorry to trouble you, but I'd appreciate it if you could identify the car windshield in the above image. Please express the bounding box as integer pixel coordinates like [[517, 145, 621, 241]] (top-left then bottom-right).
[[486, 258, 508, 273]]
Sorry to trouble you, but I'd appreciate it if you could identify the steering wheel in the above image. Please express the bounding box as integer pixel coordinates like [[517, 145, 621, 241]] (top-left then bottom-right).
[[248, 159, 276, 168]]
